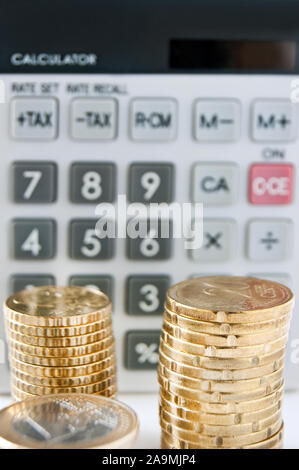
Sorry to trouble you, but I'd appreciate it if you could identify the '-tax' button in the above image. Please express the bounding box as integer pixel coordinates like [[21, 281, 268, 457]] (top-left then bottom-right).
[[249, 163, 294, 205], [10, 97, 58, 140], [70, 98, 118, 140]]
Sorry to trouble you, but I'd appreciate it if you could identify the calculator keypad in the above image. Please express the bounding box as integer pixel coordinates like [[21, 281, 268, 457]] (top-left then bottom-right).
[[126, 275, 171, 316], [125, 330, 161, 370], [11, 97, 58, 140], [12, 219, 57, 259], [127, 219, 173, 260], [249, 163, 294, 205], [247, 219, 293, 261], [69, 219, 115, 260], [193, 99, 241, 142], [2, 77, 299, 393], [192, 162, 238, 205], [70, 98, 118, 140], [129, 162, 175, 203], [190, 219, 237, 262], [69, 275, 114, 302], [12, 161, 58, 203], [70, 162, 116, 203], [130, 99, 177, 141], [10, 274, 56, 293], [251, 100, 296, 142]]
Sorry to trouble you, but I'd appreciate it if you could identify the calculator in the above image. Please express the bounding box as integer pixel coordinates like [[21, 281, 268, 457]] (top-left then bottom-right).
[[1, 0, 299, 393]]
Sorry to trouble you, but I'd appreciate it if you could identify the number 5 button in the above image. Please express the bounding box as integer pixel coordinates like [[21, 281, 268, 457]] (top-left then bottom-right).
[[126, 275, 170, 316], [12, 219, 56, 259], [69, 219, 114, 260], [128, 163, 174, 203]]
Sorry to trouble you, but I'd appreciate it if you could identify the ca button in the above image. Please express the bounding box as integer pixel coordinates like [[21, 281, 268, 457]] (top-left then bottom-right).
[[192, 162, 239, 205]]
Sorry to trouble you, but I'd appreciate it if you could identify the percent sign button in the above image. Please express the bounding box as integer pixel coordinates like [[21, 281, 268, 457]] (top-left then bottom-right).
[[125, 330, 161, 370]]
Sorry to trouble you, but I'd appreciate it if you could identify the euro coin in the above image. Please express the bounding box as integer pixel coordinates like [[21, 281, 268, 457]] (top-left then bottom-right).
[[160, 406, 282, 436], [9, 352, 115, 378], [12, 375, 117, 395], [160, 384, 284, 414], [160, 337, 286, 370], [164, 307, 291, 336], [5, 317, 111, 337], [11, 364, 117, 387], [162, 318, 289, 347], [4, 286, 111, 327], [161, 330, 288, 358], [166, 276, 294, 323], [159, 348, 285, 381], [159, 414, 282, 447], [8, 332, 114, 357], [158, 363, 284, 393], [158, 372, 283, 403], [159, 393, 282, 425], [0, 394, 138, 449]]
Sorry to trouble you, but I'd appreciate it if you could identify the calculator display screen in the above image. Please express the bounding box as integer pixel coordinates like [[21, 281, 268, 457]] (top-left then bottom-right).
[[170, 40, 296, 71]]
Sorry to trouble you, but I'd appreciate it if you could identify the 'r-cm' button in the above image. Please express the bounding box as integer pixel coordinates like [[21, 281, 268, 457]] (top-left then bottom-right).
[[249, 163, 294, 205]]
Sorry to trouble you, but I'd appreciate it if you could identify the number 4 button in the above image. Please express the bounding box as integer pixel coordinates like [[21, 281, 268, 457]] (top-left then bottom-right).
[[126, 275, 170, 316], [12, 219, 57, 259]]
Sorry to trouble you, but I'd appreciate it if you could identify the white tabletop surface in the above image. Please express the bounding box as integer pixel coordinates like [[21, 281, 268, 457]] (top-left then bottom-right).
[[0, 391, 298, 449]]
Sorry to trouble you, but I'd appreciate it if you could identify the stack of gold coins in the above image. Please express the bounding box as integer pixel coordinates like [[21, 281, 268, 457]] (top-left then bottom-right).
[[158, 276, 294, 449], [4, 286, 117, 401]]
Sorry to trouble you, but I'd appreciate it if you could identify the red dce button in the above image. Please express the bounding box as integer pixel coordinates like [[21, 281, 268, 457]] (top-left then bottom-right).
[[249, 163, 294, 205]]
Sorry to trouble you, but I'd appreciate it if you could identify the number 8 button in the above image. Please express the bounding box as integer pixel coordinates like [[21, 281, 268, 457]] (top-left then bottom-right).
[[128, 162, 175, 203], [70, 162, 116, 203]]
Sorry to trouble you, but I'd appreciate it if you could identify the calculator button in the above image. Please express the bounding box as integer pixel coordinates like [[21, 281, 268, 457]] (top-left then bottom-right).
[[190, 219, 237, 262], [12, 161, 58, 203], [70, 162, 116, 203], [129, 163, 174, 203], [10, 97, 58, 140], [247, 219, 293, 261], [249, 163, 294, 205], [127, 219, 172, 260], [192, 162, 238, 205], [10, 274, 55, 293], [248, 273, 292, 288], [125, 330, 160, 370], [251, 100, 296, 142], [193, 99, 240, 142], [12, 219, 57, 260], [126, 275, 170, 316], [130, 99, 177, 141], [70, 98, 117, 140], [69, 275, 114, 301], [69, 219, 114, 260]]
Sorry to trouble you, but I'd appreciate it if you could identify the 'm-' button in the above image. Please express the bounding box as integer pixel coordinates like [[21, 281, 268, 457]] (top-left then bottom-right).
[[249, 164, 294, 205]]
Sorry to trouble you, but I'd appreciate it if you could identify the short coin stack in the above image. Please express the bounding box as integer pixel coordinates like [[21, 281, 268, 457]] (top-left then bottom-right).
[[159, 276, 294, 449], [4, 286, 117, 401]]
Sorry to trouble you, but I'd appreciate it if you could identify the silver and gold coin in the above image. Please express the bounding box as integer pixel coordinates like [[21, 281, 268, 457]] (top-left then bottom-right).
[[0, 394, 138, 449]]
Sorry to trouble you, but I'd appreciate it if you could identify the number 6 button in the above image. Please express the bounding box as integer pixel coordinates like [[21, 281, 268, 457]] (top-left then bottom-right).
[[126, 275, 170, 316], [128, 162, 174, 203], [69, 219, 114, 260], [12, 219, 56, 259]]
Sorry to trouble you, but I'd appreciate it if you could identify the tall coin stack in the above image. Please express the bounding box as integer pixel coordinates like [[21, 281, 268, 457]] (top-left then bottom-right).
[[4, 286, 117, 401], [159, 276, 294, 449]]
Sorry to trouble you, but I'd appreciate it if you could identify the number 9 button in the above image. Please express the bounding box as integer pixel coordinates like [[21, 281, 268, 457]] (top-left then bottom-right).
[[128, 162, 174, 203]]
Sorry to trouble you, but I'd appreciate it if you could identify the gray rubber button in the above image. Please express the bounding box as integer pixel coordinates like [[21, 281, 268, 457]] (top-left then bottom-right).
[[125, 330, 161, 370]]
